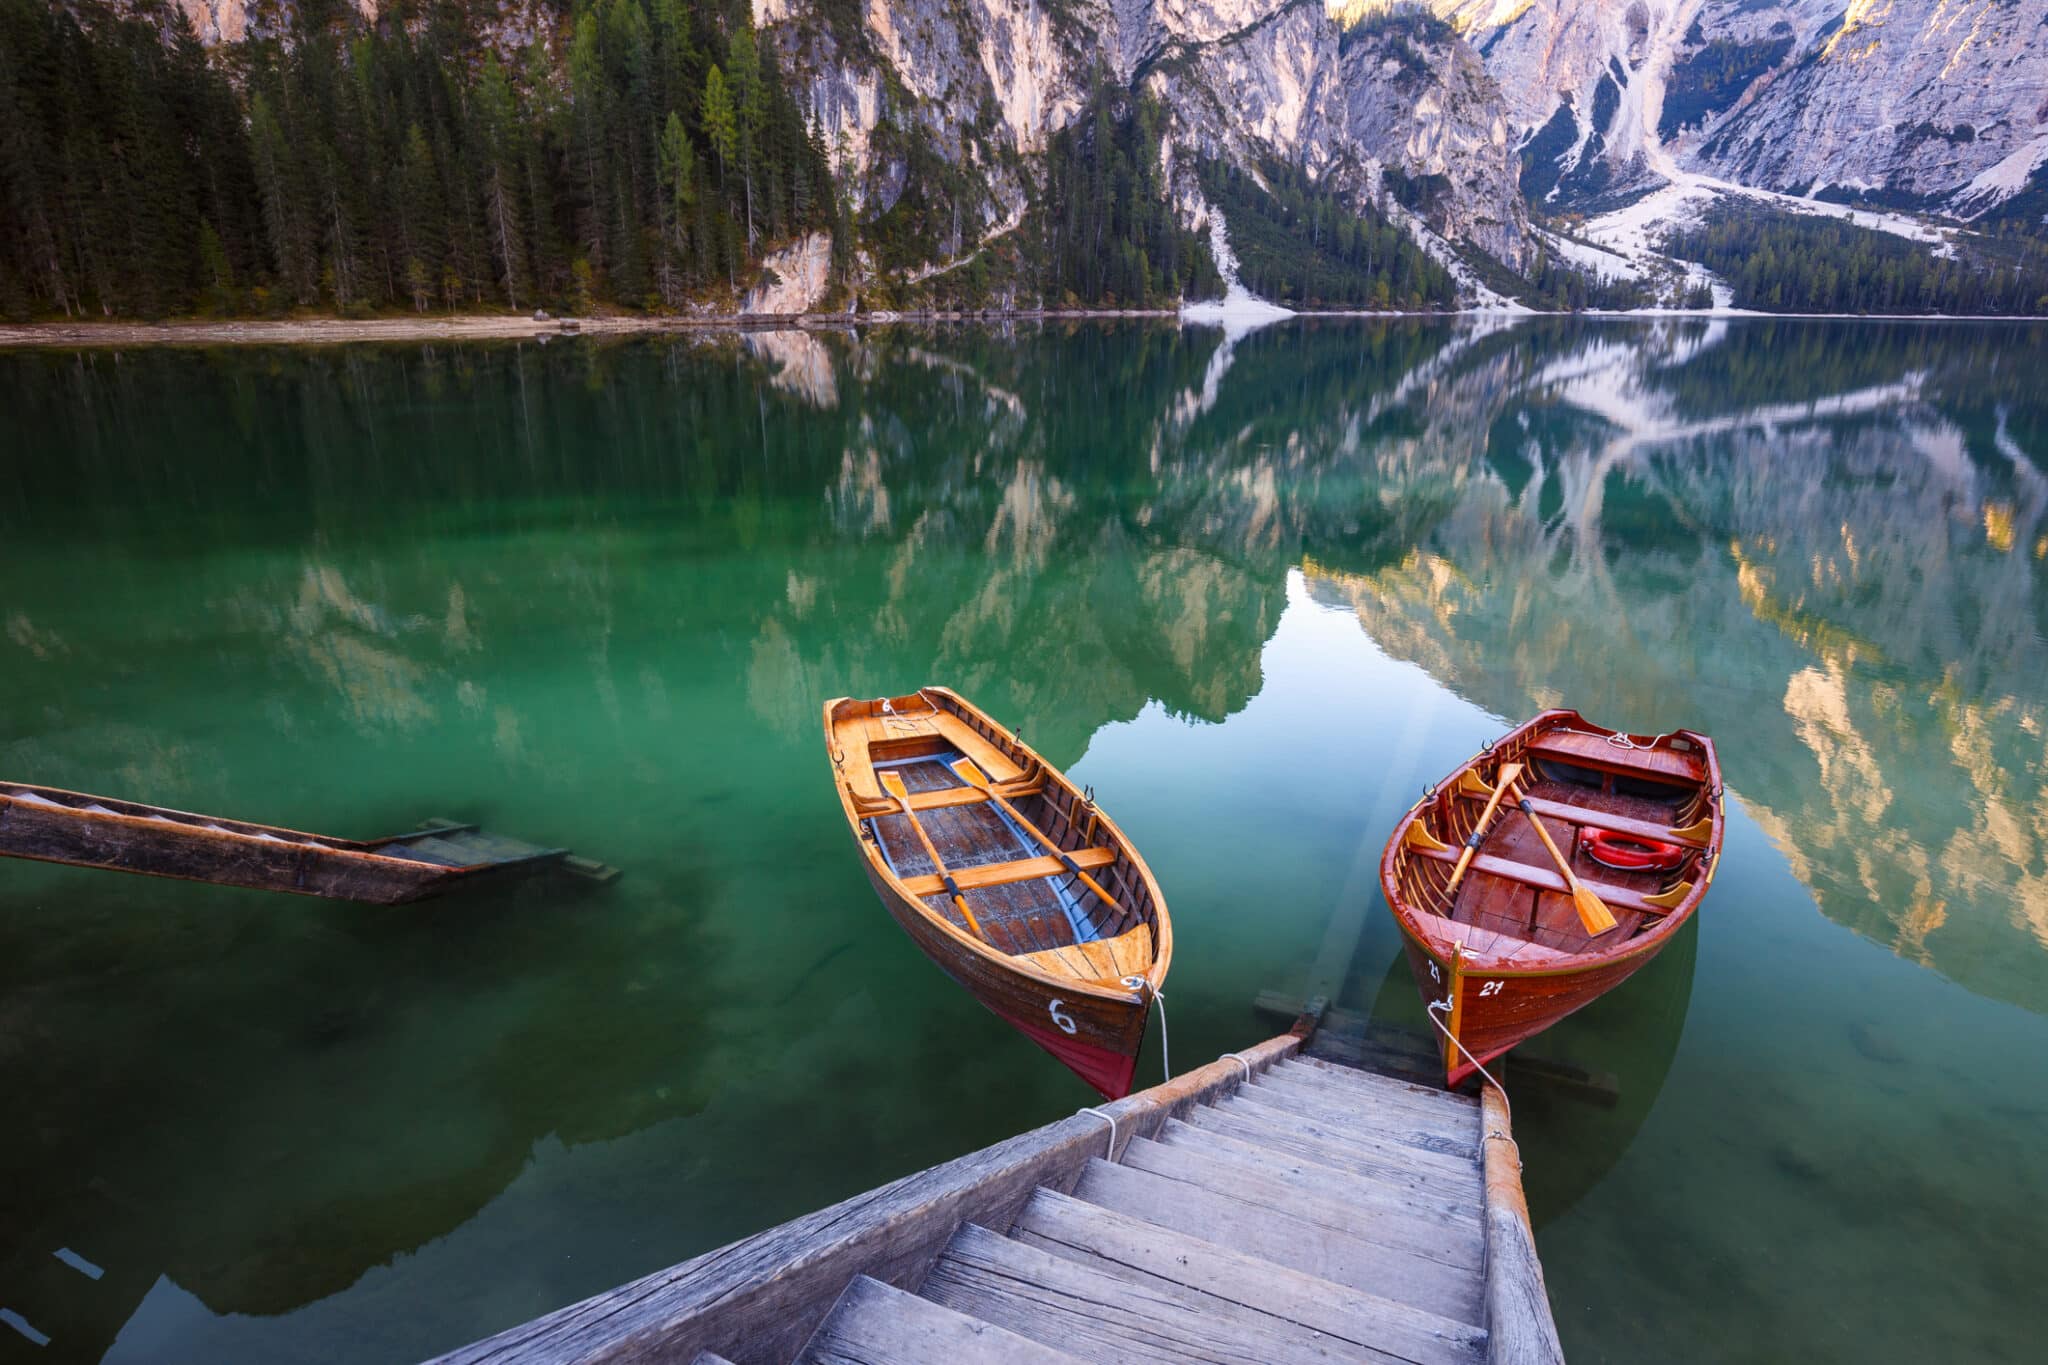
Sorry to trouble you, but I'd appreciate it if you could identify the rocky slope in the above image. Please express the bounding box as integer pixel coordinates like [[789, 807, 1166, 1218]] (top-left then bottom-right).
[[1436, 0, 2048, 221]]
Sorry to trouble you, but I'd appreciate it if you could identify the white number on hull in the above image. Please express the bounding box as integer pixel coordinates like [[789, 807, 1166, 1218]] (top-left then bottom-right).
[[1049, 999, 1077, 1035]]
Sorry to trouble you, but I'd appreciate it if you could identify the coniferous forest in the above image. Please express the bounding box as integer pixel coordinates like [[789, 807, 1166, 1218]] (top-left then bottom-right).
[[0, 0, 835, 319], [1665, 208, 2048, 316]]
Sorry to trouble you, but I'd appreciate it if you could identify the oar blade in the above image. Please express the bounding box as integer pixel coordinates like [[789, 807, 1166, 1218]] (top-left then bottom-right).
[[950, 758, 991, 788], [1573, 883, 1620, 935], [879, 769, 911, 803]]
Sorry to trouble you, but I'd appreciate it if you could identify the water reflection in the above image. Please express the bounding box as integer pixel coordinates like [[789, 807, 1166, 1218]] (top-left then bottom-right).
[[2, 316, 2045, 1361]]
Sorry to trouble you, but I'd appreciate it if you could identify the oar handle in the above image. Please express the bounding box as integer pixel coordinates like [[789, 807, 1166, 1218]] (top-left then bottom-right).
[[1444, 763, 1522, 897]]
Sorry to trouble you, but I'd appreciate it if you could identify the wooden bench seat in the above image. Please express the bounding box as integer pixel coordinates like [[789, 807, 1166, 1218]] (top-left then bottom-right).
[[1410, 844, 1684, 917], [1453, 790, 1708, 849], [838, 704, 1026, 801], [1523, 729, 1704, 785], [899, 845, 1117, 898], [854, 783, 1043, 818], [1012, 922, 1153, 983]]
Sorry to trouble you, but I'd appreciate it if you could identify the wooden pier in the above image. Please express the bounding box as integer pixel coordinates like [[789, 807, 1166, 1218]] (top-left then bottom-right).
[[431, 1022, 1563, 1365]]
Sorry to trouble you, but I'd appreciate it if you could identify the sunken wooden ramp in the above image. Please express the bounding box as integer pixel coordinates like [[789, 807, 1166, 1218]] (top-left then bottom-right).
[[795, 1057, 1528, 1365], [429, 1036, 1562, 1365]]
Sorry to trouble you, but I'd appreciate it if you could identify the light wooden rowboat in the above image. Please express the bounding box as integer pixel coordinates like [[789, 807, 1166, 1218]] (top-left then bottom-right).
[[823, 687, 1172, 1099], [1381, 709, 1723, 1087]]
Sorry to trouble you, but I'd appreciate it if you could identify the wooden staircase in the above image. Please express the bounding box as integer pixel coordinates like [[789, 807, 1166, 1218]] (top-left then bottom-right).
[[432, 1033, 1560, 1365], [783, 1056, 1490, 1364]]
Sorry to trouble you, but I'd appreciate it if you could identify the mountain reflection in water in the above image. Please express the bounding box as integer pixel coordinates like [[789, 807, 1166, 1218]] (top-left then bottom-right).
[[1, 316, 2044, 1363]]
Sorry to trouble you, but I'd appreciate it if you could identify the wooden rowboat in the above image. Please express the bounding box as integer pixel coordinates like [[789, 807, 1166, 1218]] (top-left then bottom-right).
[[0, 780, 614, 904], [824, 687, 1172, 1099], [1381, 710, 1723, 1088]]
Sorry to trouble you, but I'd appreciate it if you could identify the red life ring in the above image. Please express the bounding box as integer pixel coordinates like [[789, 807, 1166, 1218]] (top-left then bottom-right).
[[1583, 829, 1687, 873]]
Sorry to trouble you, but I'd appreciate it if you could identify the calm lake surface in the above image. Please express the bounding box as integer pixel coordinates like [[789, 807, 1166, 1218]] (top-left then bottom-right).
[[4, 317, 2047, 1363]]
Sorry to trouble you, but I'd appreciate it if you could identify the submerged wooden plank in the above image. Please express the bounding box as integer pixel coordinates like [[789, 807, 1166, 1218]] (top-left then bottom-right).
[[1116, 1137, 1483, 1271], [1070, 1159, 1484, 1325], [922, 1222, 1363, 1364], [1279, 1058, 1480, 1112], [1240, 1081, 1481, 1162], [1012, 1189, 1487, 1365], [1270, 1060, 1480, 1123], [1181, 1105, 1483, 1203], [429, 1035, 1302, 1365], [797, 1275, 1080, 1365], [1215, 1095, 1480, 1186], [1154, 1120, 1480, 1228], [1252, 1070, 1479, 1139]]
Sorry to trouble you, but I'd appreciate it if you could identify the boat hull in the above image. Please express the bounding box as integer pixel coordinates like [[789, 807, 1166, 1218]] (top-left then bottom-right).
[[826, 688, 1169, 1100], [863, 855, 1147, 1098], [1379, 708, 1723, 1088], [1400, 929, 1673, 1088]]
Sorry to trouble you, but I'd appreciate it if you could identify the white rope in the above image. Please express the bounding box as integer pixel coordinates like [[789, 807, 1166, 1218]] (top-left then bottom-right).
[[1220, 1051, 1255, 1083], [1076, 1106, 1120, 1162], [1126, 976, 1169, 1082], [1425, 997, 1511, 1133]]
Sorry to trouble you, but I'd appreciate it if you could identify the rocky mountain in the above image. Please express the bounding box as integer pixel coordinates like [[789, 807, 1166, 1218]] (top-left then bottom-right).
[[22, 0, 2048, 313]]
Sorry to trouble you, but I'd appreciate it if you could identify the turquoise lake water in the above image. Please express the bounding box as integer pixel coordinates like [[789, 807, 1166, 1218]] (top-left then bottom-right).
[[3, 317, 2046, 1361]]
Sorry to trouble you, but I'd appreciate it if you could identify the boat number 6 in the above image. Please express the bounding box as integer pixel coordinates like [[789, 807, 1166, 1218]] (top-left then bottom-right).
[[1048, 999, 1078, 1035]]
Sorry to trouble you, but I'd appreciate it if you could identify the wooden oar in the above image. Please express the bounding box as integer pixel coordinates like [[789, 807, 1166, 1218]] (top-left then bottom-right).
[[1515, 797, 1619, 935], [879, 769, 986, 941], [950, 759, 1129, 923], [1445, 761, 1522, 897]]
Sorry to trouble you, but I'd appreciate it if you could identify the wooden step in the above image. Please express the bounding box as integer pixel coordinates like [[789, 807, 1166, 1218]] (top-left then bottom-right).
[[1012, 1189, 1487, 1365], [1303, 1034, 1448, 1089], [1277, 1058, 1480, 1118], [1213, 1094, 1479, 1187], [1154, 1119, 1480, 1228], [796, 1274, 1081, 1364], [1257, 1066, 1479, 1133], [1071, 1158, 1484, 1325], [689, 1354, 739, 1365], [1241, 1080, 1480, 1162], [1117, 1136, 1482, 1271], [922, 1221, 1370, 1364], [1183, 1103, 1484, 1201]]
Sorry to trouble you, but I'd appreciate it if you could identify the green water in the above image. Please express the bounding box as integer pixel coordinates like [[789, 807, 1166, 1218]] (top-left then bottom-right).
[[3, 318, 2046, 1363]]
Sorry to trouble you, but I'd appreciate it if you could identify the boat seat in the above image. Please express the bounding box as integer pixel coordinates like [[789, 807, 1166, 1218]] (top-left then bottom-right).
[[836, 704, 1026, 801], [899, 845, 1117, 898], [1409, 844, 1689, 917], [1012, 922, 1152, 984], [852, 781, 1043, 819], [1453, 790, 1709, 849], [1523, 729, 1704, 785]]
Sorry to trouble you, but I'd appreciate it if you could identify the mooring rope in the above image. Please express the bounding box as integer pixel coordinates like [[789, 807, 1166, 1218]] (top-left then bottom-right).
[[1425, 996, 1512, 1136], [1220, 1051, 1255, 1083], [1126, 976, 1169, 1083]]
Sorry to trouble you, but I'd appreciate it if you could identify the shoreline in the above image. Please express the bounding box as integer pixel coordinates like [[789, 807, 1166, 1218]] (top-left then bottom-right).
[[2, 305, 2042, 349]]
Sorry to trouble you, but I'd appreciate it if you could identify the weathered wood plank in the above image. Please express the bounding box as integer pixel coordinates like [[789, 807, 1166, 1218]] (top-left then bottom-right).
[[1214, 1094, 1481, 1187], [1012, 1188, 1488, 1365], [689, 1354, 739, 1365], [1071, 1159, 1484, 1326], [796, 1275, 1081, 1365], [426, 1034, 1302, 1365], [1117, 1137, 1483, 1271], [1154, 1119, 1481, 1228], [922, 1222, 1365, 1364], [1303, 1035, 1453, 1090], [1242, 1079, 1480, 1162], [1181, 1105, 1483, 1203], [1262, 1074, 1478, 1137], [1478, 1079, 1563, 1365], [1278, 1058, 1481, 1118]]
